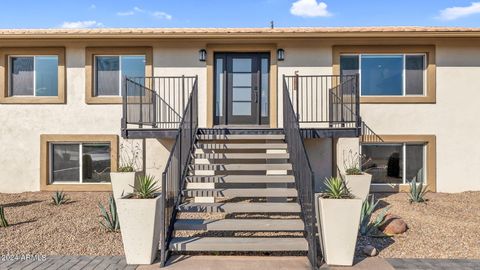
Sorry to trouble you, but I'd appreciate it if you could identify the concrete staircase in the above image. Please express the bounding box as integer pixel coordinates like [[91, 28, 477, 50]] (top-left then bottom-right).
[[169, 131, 308, 253]]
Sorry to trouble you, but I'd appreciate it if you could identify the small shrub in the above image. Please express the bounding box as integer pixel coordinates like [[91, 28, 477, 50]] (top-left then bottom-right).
[[52, 191, 70, 205], [118, 141, 141, 172], [343, 150, 371, 175], [359, 195, 391, 236], [408, 177, 429, 203], [99, 195, 120, 232], [322, 177, 353, 199], [131, 175, 159, 199], [0, 206, 9, 227], [118, 165, 135, 172]]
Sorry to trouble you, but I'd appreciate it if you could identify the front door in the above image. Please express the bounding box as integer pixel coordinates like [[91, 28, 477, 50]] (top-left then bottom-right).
[[214, 53, 270, 125]]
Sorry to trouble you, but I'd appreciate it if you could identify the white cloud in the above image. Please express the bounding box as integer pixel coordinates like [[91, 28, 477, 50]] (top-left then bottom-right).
[[60, 20, 103, 29], [133, 6, 145, 13], [438, 2, 480, 20], [117, 11, 135, 16], [152, 11, 173, 20], [290, 0, 331, 18]]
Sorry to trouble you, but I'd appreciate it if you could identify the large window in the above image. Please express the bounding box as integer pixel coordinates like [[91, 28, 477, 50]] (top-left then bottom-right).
[[340, 54, 426, 96], [9, 56, 59, 97], [50, 142, 112, 183], [361, 143, 426, 185], [94, 55, 146, 96]]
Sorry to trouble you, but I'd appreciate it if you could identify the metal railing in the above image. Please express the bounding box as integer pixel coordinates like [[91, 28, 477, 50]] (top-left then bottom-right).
[[282, 78, 321, 269], [284, 75, 360, 129], [360, 121, 384, 143], [123, 76, 197, 130], [159, 78, 198, 266]]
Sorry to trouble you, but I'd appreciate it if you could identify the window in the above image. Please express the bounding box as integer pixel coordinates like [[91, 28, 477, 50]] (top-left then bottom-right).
[[50, 142, 112, 183], [340, 54, 426, 96], [40, 135, 118, 191], [361, 143, 426, 185], [94, 55, 146, 96]]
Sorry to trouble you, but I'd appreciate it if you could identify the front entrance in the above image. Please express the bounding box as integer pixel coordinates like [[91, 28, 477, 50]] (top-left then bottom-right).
[[214, 53, 270, 125]]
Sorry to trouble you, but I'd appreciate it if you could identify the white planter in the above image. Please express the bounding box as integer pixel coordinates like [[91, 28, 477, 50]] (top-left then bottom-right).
[[110, 172, 141, 199], [343, 173, 372, 201], [117, 194, 162, 265], [316, 195, 362, 266]]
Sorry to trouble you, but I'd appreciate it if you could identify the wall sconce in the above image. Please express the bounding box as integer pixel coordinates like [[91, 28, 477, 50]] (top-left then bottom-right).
[[199, 49, 207, 62], [277, 48, 285, 61]]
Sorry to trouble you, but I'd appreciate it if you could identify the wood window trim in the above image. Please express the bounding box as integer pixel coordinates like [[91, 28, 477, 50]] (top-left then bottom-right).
[[333, 45, 436, 104], [0, 47, 65, 104], [85, 47, 153, 104], [363, 135, 436, 193], [205, 44, 278, 128], [40, 134, 118, 192]]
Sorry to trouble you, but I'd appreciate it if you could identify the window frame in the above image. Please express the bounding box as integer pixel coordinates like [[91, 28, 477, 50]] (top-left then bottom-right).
[[333, 45, 436, 104], [85, 47, 153, 104], [360, 134, 436, 192], [40, 134, 118, 191], [0, 47, 65, 104], [341, 53, 427, 97]]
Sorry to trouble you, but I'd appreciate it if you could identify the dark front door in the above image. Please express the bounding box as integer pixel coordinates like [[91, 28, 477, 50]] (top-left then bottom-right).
[[214, 53, 270, 125]]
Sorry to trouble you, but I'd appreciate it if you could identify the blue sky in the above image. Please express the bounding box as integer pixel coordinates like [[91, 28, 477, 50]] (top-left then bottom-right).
[[1, 0, 480, 29]]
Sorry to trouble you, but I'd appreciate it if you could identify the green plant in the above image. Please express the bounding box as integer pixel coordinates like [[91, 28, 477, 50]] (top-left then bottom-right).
[[0, 206, 9, 227], [118, 141, 141, 172], [408, 177, 429, 203], [98, 195, 120, 232], [118, 165, 135, 172], [131, 175, 159, 199], [322, 177, 353, 199], [359, 195, 391, 236], [51, 191, 70, 205], [343, 150, 371, 175]]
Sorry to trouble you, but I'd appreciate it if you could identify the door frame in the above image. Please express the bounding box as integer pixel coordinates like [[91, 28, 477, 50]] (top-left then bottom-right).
[[206, 44, 278, 128]]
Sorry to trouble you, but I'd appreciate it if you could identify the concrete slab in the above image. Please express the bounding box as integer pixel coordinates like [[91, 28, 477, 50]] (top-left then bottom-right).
[[320, 257, 395, 270]]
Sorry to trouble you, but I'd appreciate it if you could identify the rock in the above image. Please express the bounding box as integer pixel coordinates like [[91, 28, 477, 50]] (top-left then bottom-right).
[[379, 214, 408, 235], [363, 245, 378, 257]]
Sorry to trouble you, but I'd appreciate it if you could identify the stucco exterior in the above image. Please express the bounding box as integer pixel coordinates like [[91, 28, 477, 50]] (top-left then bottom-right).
[[1, 29, 479, 193]]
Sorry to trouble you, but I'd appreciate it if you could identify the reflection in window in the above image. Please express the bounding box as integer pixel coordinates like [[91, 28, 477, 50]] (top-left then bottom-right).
[[94, 55, 145, 96], [9, 56, 58, 96]]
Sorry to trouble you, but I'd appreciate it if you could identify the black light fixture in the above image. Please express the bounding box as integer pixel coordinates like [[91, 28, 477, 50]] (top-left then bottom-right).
[[277, 48, 285, 61], [199, 49, 207, 62]]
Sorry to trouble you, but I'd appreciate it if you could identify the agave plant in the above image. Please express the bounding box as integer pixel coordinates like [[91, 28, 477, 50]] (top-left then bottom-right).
[[0, 206, 9, 227], [359, 195, 390, 236], [51, 191, 70, 205], [408, 177, 429, 203], [98, 195, 120, 232], [131, 175, 159, 199], [322, 177, 353, 199]]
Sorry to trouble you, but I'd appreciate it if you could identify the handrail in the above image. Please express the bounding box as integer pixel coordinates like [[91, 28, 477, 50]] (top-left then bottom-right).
[[360, 120, 384, 143], [282, 75, 321, 269], [159, 76, 198, 266]]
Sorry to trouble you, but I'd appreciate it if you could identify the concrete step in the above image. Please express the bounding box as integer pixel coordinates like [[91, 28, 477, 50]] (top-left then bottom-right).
[[198, 134, 285, 140], [169, 237, 308, 252], [183, 188, 298, 198], [190, 163, 292, 171], [174, 218, 305, 231], [185, 175, 295, 184], [195, 153, 290, 160], [197, 143, 288, 150], [178, 202, 301, 213]]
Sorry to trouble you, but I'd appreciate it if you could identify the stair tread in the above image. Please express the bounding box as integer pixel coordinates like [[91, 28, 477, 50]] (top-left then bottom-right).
[[186, 175, 295, 183], [198, 143, 288, 149], [195, 153, 290, 159], [169, 237, 308, 251], [191, 163, 292, 170], [183, 188, 298, 197], [178, 202, 301, 213], [174, 218, 305, 231], [198, 134, 285, 140]]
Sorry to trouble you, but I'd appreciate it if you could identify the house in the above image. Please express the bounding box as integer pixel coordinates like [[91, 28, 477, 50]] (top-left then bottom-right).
[[1, 27, 479, 266]]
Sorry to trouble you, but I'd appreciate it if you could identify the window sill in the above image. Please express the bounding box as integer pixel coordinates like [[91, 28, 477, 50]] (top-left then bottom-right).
[[361, 95, 435, 104], [0, 96, 65, 104], [86, 96, 122, 104], [41, 183, 112, 192]]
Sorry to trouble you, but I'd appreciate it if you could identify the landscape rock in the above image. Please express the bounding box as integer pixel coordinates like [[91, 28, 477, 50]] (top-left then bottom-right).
[[363, 245, 378, 257], [379, 214, 408, 235]]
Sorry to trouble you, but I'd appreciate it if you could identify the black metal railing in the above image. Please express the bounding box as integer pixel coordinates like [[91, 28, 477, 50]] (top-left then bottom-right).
[[159, 78, 198, 266], [123, 76, 197, 129], [283, 75, 360, 129], [282, 78, 321, 269], [360, 120, 384, 143]]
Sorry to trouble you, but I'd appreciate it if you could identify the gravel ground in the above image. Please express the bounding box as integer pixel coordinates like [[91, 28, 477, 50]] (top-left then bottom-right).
[[0, 192, 123, 256], [1, 191, 479, 259], [357, 191, 480, 259]]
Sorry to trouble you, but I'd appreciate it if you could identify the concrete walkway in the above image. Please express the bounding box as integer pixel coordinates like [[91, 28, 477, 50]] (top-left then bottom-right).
[[2, 256, 480, 270]]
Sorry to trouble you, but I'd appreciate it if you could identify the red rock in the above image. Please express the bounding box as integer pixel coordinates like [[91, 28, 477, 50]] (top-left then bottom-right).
[[379, 214, 408, 235]]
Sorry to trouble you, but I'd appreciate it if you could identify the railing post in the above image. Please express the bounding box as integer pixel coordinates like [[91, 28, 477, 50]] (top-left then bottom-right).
[[182, 75, 185, 121], [355, 74, 361, 135], [122, 77, 128, 137], [139, 82, 143, 128], [295, 73, 300, 120]]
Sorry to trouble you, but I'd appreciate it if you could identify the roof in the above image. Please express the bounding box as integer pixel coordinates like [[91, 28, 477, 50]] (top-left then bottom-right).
[[1, 27, 480, 39]]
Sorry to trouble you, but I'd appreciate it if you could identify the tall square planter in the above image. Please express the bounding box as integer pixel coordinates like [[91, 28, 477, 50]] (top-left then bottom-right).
[[117, 194, 162, 265], [316, 195, 362, 266], [110, 172, 141, 199], [343, 173, 372, 201]]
